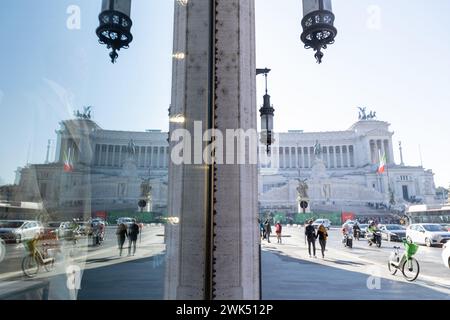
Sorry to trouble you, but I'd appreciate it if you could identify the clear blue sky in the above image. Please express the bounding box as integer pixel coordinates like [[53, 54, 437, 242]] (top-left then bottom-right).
[[0, 0, 449, 188]]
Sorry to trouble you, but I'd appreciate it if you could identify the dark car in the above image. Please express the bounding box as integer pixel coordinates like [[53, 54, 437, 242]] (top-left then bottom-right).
[[379, 224, 407, 242], [357, 224, 369, 238]]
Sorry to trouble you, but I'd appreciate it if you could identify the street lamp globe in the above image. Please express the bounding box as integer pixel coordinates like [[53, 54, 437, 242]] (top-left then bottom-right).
[[300, 0, 337, 64], [260, 93, 275, 154], [96, 0, 133, 63]]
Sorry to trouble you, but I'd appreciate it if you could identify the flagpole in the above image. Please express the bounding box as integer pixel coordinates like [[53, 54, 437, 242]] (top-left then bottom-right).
[[385, 152, 394, 205]]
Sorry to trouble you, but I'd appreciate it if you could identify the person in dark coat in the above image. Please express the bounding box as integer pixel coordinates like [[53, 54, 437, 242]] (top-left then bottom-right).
[[128, 220, 140, 256], [264, 219, 272, 243], [305, 220, 317, 258], [116, 223, 128, 256]]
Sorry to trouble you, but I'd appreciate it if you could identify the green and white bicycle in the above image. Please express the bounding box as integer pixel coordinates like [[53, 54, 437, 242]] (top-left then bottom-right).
[[388, 239, 420, 282]]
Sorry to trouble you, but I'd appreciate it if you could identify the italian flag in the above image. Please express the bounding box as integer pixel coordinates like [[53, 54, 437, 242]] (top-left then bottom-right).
[[377, 151, 386, 174], [63, 149, 74, 173]]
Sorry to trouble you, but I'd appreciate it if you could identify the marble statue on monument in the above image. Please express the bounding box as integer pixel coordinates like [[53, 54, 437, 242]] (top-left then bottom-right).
[[297, 179, 309, 199], [121, 139, 138, 177], [311, 140, 328, 180]]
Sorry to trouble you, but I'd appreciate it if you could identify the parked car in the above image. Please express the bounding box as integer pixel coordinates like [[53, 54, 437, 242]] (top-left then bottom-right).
[[117, 217, 136, 227], [41, 221, 62, 241], [312, 219, 331, 230], [77, 222, 92, 236], [379, 224, 407, 242], [58, 221, 80, 240], [406, 223, 450, 247], [0, 220, 44, 244], [442, 242, 450, 268]]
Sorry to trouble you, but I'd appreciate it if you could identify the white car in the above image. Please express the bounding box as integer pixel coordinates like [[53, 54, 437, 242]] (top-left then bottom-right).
[[117, 217, 136, 227], [443, 243, 450, 268], [0, 220, 44, 243], [312, 219, 331, 230], [406, 223, 450, 247]]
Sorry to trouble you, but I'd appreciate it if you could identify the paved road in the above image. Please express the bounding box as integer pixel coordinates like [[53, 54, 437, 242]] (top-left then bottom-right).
[[262, 226, 450, 299], [1, 225, 448, 299], [0, 225, 166, 299]]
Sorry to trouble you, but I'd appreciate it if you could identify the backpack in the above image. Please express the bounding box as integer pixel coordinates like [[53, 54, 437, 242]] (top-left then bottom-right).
[[275, 224, 282, 233]]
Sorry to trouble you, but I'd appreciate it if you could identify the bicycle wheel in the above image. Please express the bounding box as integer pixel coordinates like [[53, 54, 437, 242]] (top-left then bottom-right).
[[22, 256, 39, 278], [43, 257, 55, 272], [402, 257, 419, 282], [387, 260, 398, 275]]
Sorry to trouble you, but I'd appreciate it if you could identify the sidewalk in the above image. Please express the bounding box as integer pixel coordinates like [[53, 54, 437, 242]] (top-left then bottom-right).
[[262, 249, 449, 299], [78, 253, 166, 300]]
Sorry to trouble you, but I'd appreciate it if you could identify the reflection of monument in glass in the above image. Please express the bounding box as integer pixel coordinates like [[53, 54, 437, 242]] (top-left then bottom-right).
[[259, 114, 438, 216], [10, 116, 168, 221]]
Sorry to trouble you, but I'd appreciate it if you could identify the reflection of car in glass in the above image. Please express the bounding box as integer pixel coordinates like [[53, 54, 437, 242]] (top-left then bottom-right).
[[442, 243, 450, 268], [41, 222, 62, 241], [0, 220, 44, 243], [312, 219, 331, 230], [406, 223, 450, 247], [117, 217, 136, 227], [379, 224, 407, 242], [58, 222, 80, 240], [77, 222, 92, 236]]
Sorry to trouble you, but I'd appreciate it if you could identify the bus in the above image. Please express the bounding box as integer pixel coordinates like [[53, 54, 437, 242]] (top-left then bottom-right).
[[406, 204, 450, 225]]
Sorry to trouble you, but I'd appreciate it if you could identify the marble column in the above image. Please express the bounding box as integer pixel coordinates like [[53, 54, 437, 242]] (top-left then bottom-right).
[[165, 0, 259, 300]]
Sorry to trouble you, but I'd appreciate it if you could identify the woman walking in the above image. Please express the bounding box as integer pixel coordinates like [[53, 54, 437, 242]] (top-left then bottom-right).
[[275, 221, 282, 244], [317, 223, 328, 259], [116, 223, 128, 256]]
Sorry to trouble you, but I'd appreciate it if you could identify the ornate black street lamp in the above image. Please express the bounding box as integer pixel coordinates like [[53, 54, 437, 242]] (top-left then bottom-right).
[[301, 0, 337, 63], [257, 68, 275, 154], [96, 0, 133, 63]]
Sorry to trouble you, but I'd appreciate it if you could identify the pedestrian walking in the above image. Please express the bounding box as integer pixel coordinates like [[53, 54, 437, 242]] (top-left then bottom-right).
[[259, 219, 265, 240], [305, 220, 317, 258], [317, 223, 328, 259], [116, 223, 128, 256], [275, 221, 282, 244], [128, 220, 140, 256], [264, 219, 272, 243]]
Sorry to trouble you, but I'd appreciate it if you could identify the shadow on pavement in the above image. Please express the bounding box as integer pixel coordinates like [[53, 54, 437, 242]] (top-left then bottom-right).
[[78, 253, 166, 300], [262, 250, 450, 300]]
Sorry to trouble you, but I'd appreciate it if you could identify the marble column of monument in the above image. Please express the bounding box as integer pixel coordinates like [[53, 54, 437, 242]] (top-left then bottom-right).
[[165, 0, 259, 300]]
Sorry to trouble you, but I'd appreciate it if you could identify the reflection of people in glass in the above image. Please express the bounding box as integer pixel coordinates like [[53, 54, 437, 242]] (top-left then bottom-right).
[[116, 223, 128, 256], [128, 220, 140, 256]]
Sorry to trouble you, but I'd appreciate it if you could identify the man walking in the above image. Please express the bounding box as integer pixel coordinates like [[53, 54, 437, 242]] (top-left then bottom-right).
[[128, 220, 140, 256], [264, 219, 272, 243], [305, 220, 317, 258]]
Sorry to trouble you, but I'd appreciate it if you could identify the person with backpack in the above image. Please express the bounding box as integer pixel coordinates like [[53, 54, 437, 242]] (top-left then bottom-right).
[[317, 223, 328, 259], [275, 221, 282, 244], [305, 220, 317, 258]]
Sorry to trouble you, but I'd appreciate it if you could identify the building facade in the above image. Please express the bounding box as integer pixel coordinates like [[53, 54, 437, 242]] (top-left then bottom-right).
[[14, 116, 437, 219]]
